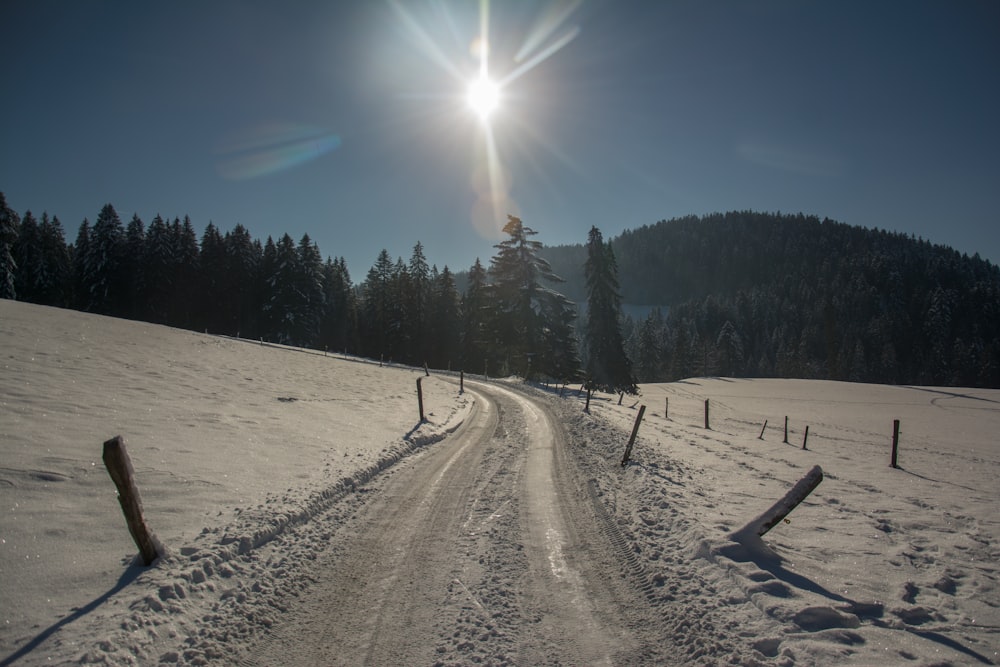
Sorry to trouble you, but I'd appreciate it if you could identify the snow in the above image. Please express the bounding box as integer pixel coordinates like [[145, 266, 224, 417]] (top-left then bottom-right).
[[561, 378, 1000, 664], [2, 298, 998, 665], [0, 300, 470, 664]]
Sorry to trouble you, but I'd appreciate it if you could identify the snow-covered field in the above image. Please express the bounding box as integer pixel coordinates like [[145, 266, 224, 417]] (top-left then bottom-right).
[[1, 299, 998, 665], [0, 300, 470, 665], [564, 378, 1000, 664]]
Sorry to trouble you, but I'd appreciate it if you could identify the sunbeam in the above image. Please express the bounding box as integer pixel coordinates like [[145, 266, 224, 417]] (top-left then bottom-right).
[[391, 0, 582, 238]]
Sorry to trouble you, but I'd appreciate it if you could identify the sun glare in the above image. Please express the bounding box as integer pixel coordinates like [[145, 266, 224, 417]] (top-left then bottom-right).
[[467, 76, 499, 120]]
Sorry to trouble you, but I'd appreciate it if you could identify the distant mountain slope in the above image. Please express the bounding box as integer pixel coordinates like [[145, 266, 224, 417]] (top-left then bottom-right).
[[540, 211, 1000, 387]]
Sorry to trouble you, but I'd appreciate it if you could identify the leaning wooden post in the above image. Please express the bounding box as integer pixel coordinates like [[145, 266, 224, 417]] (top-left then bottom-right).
[[890, 419, 900, 468], [802, 425, 810, 450], [424, 362, 430, 377], [758, 419, 768, 440], [733, 465, 824, 539], [416, 377, 426, 422], [102, 436, 163, 566], [621, 404, 646, 467], [704, 399, 710, 429]]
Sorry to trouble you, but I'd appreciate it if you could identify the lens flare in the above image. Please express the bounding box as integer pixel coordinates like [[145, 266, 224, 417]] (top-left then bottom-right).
[[215, 123, 341, 181]]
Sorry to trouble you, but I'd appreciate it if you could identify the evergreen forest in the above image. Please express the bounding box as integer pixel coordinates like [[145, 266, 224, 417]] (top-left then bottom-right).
[[541, 211, 1000, 387], [2, 193, 997, 388]]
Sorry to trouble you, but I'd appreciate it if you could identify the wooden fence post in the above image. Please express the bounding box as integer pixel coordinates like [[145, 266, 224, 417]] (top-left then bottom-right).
[[621, 405, 646, 467], [890, 419, 900, 468], [665, 397, 669, 420], [802, 425, 810, 450], [704, 399, 710, 429], [783, 416, 789, 444], [758, 419, 768, 440], [734, 465, 824, 539], [102, 436, 163, 566], [460, 370, 464, 394], [416, 377, 425, 422], [584, 388, 592, 413]]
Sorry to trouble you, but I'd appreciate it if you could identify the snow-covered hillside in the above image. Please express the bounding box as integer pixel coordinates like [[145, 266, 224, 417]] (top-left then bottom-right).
[[1, 299, 997, 665]]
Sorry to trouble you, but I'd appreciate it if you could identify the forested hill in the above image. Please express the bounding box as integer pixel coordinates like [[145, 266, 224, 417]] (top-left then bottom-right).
[[541, 212, 1000, 387]]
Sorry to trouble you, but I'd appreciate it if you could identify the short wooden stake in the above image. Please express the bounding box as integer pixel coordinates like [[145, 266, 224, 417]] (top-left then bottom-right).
[[102, 436, 163, 566], [802, 425, 810, 450], [704, 399, 710, 429], [584, 388, 592, 413], [758, 419, 768, 440], [460, 370, 464, 394], [618, 392, 624, 406], [890, 419, 900, 468], [424, 362, 430, 377], [621, 404, 646, 467], [735, 465, 824, 539], [416, 377, 425, 422], [783, 416, 789, 444], [665, 396, 669, 420]]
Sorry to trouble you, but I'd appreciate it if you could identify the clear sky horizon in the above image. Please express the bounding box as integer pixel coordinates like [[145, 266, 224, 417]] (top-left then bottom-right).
[[2, 0, 998, 280]]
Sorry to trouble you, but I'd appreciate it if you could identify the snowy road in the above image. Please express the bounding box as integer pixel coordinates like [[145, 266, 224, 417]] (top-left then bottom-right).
[[238, 380, 655, 666]]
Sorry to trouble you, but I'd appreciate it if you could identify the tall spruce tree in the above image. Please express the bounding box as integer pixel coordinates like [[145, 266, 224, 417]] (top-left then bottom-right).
[[124, 214, 146, 319], [86, 204, 127, 315], [428, 265, 461, 369], [13, 211, 40, 302], [0, 193, 18, 299], [461, 258, 490, 374], [38, 214, 71, 307], [361, 249, 394, 359], [71, 220, 90, 309], [583, 226, 637, 394], [488, 215, 578, 380], [143, 215, 174, 323]]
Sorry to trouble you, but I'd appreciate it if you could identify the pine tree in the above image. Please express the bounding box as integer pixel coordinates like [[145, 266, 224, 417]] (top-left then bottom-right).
[[38, 214, 71, 307], [124, 214, 146, 319], [170, 216, 200, 328], [320, 256, 356, 353], [0, 193, 21, 300], [408, 241, 431, 364], [85, 204, 127, 315], [635, 310, 665, 383], [224, 224, 262, 338], [488, 215, 578, 380], [583, 226, 637, 395], [261, 233, 302, 344], [361, 249, 394, 359], [716, 320, 744, 376], [71, 220, 90, 310], [294, 233, 325, 346], [13, 210, 41, 303], [143, 215, 174, 323], [461, 258, 490, 374], [428, 265, 461, 369], [199, 222, 227, 332]]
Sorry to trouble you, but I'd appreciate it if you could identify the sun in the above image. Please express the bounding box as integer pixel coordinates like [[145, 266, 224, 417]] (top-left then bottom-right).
[[467, 75, 499, 120]]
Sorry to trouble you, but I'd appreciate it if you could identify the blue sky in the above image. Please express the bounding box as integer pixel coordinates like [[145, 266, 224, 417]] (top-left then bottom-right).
[[2, 1, 998, 279]]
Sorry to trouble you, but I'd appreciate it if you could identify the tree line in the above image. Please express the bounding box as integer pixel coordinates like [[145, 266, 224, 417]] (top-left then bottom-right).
[[541, 211, 1000, 388], [0, 193, 638, 392]]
